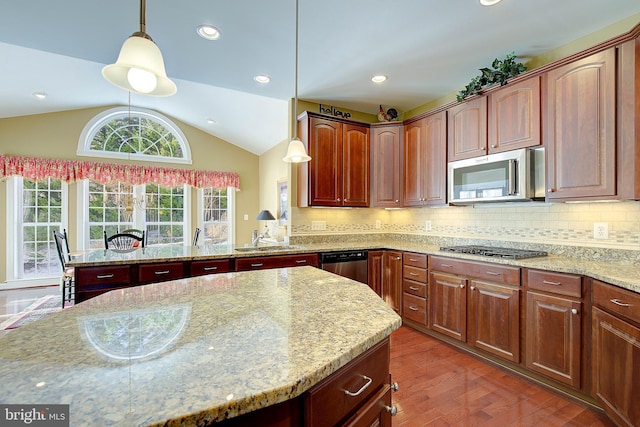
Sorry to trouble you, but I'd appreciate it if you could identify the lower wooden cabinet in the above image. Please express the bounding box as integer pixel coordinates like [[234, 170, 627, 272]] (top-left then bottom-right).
[[382, 251, 403, 313], [592, 280, 640, 427], [429, 271, 467, 341], [138, 262, 184, 284], [367, 250, 384, 297], [468, 279, 520, 363], [402, 252, 428, 325], [235, 253, 319, 271], [525, 291, 582, 388]]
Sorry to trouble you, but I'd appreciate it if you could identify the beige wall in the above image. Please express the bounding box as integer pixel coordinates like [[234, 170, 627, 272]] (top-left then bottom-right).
[[0, 105, 260, 283]]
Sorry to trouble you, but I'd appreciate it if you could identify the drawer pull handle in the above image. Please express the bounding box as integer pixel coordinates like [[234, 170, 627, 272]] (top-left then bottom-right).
[[409, 258, 418, 262], [441, 264, 452, 268], [203, 266, 218, 271], [344, 375, 372, 397], [154, 270, 170, 275], [409, 272, 419, 276], [543, 280, 562, 286], [295, 260, 307, 264], [251, 263, 264, 268], [385, 405, 398, 416], [409, 306, 419, 311], [486, 271, 501, 276], [409, 286, 419, 291], [96, 274, 114, 279], [610, 299, 631, 307]]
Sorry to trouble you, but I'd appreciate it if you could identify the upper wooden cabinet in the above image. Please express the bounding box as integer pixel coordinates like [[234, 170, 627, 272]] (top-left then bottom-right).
[[403, 111, 447, 206], [298, 112, 370, 207], [488, 76, 541, 153], [543, 48, 617, 201], [447, 97, 487, 161], [371, 124, 402, 208]]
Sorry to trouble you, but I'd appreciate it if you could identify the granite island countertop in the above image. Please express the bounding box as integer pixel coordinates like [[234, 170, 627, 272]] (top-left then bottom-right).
[[0, 267, 402, 426], [68, 239, 639, 294]]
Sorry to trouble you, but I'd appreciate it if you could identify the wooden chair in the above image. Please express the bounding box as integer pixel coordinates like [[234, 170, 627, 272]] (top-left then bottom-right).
[[122, 228, 145, 246], [193, 227, 201, 246], [104, 230, 145, 250], [52, 229, 74, 308]]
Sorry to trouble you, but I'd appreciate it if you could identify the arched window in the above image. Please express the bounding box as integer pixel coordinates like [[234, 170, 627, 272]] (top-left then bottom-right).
[[78, 107, 192, 164]]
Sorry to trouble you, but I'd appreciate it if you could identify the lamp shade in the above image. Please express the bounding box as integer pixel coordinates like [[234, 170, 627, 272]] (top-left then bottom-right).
[[102, 35, 177, 97], [256, 210, 276, 221], [283, 137, 311, 163]]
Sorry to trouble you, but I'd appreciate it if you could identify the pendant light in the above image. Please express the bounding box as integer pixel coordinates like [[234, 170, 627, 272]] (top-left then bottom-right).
[[102, 0, 177, 97], [283, 0, 311, 163]]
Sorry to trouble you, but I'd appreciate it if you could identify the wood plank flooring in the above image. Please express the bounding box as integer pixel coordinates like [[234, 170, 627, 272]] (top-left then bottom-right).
[[389, 326, 614, 427]]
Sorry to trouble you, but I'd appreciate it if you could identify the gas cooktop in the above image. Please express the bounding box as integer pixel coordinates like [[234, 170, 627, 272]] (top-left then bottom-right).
[[439, 245, 548, 260]]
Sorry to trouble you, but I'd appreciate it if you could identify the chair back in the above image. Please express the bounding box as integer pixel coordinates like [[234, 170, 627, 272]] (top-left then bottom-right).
[[104, 230, 145, 250], [52, 229, 70, 270], [193, 227, 201, 246]]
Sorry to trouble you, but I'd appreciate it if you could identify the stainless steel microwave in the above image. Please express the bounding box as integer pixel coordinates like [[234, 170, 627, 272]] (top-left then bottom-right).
[[448, 148, 545, 204]]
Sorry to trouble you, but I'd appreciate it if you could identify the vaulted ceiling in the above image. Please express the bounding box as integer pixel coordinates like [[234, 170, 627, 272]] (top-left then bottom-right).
[[1, 1, 639, 155]]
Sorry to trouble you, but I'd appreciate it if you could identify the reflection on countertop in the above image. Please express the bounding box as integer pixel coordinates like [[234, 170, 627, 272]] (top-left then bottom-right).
[[0, 267, 401, 426]]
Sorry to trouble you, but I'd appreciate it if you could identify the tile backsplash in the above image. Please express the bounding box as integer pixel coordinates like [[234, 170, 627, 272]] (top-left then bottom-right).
[[291, 201, 640, 251]]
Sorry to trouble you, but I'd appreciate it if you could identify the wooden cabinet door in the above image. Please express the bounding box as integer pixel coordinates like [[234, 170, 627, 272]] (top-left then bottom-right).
[[544, 48, 616, 200], [447, 96, 488, 161], [592, 307, 640, 427], [371, 126, 401, 207], [423, 110, 447, 205], [525, 291, 581, 388], [403, 118, 426, 206], [468, 279, 520, 363], [308, 117, 343, 207], [367, 250, 384, 297], [383, 251, 403, 313], [488, 76, 541, 153], [342, 124, 370, 207], [429, 271, 467, 342]]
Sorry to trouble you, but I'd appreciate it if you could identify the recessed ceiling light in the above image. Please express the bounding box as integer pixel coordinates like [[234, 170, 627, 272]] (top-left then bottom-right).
[[371, 75, 387, 83], [254, 75, 271, 84], [206, 118, 216, 125], [196, 25, 221, 40], [480, 0, 502, 5], [32, 92, 47, 99]]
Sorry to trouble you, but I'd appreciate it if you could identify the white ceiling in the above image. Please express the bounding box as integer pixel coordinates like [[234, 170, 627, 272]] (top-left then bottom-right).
[[1, 0, 639, 155]]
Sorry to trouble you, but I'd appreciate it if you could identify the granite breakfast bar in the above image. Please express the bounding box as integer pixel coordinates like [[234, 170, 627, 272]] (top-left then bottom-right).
[[0, 267, 402, 426]]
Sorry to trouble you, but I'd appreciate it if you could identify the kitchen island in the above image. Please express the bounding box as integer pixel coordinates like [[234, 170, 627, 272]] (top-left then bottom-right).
[[0, 267, 402, 426]]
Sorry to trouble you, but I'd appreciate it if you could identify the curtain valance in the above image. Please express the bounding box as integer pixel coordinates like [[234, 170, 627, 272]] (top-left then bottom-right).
[[0, 155, 240, 189]]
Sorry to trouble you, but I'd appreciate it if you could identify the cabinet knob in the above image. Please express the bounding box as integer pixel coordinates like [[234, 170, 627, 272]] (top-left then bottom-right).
[[396, 257, 401, 261], [548, 188, 556, 193], [337, 198, 341, 202], [470, 286, 476, 291], [385, 405, 398, 416], [395, 199, 399, 203], [390, 382, 399, 392], [460, 284, 465, 289], [571, 308, 578, 315], [491, 144, 497, 148]]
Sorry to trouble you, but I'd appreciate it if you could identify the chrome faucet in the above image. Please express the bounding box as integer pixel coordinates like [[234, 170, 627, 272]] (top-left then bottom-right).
[[251, 229, 263, 247]]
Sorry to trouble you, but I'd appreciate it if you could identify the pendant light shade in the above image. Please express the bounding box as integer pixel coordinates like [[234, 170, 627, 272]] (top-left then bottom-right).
[[283, 0, 311, 163], [102, 0, 176, 97], [283, 137, 311, 162]]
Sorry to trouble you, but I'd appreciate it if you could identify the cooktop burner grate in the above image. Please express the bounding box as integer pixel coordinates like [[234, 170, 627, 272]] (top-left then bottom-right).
[[439, 245, 548, 260]]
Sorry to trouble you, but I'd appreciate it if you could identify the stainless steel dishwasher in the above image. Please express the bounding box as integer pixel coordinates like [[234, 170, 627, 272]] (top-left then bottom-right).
[[320, 250, 368, 284]]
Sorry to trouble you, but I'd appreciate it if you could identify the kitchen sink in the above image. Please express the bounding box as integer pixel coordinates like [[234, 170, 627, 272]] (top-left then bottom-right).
[[234, 246, 289, 252]]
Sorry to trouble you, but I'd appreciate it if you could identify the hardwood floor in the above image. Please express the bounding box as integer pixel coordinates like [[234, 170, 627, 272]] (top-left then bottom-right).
[[389, 326, 614, 427]]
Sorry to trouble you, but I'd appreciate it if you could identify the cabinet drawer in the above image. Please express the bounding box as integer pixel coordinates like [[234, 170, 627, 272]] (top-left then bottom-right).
[[429, 256, 520, 286], [139, 262, 184, 283], [190, 259, 231, 277], [527, 269, 582, 298], [403, 293, 427, 325], [403, 265, 427, 283], [76, 265, 131, 286], [305, 338, 389, 427], [236, 254, 319, 271], [593, 280, 640, 325], [402, 280, 427, 298], [403, 252, 427, 268]]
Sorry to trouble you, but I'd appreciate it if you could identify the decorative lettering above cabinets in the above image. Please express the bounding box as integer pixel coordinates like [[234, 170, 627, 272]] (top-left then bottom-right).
[[319, 104, 352, 119]]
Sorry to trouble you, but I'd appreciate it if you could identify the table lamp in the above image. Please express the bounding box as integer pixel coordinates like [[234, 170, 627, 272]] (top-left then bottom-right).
[[256, 210, 276, 237]]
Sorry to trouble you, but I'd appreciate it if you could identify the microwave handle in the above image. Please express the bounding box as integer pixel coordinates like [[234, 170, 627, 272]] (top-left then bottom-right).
[[508, 159, 517, 195]]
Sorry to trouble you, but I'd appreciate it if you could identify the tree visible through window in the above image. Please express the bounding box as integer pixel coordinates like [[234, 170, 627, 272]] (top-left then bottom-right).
[[78, 107, 191, 164], [202, 188, 229, 245]]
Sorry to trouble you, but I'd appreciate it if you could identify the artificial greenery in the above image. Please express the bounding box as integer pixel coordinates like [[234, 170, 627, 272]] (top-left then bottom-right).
[[456, 52, 527, 102]]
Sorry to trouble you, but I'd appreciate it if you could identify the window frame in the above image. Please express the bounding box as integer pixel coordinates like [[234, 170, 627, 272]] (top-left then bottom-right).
[[77, 107, 192, 165], [197, 187, 236, 245]]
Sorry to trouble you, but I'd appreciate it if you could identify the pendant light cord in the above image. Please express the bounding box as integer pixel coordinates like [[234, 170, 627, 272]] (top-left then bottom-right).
[[293, 0, 299, 139]]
